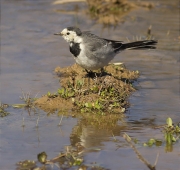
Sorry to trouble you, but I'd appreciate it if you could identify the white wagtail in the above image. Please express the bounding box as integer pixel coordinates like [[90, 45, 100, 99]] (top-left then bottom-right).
[[54, 27, 157, 72]]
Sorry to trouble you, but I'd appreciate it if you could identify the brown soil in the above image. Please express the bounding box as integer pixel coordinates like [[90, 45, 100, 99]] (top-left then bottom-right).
[[34, 63, 139, 115]]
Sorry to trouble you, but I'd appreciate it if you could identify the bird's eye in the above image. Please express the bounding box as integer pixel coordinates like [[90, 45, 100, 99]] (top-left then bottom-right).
[[67, 32, 70, 35]]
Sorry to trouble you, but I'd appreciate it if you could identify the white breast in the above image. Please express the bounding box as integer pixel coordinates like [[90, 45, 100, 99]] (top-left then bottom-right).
[[73, 37, 116, 70], [74, 43, 95, 69]]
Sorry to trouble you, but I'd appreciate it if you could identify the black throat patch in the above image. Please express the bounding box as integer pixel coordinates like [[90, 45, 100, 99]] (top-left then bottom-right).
[[69, 42, 81, 57]]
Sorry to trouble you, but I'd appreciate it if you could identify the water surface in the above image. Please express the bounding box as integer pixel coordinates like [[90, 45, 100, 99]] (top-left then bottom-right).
[[0, 0, 179, 169]]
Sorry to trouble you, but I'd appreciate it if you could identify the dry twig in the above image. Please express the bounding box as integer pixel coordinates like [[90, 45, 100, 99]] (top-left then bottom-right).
[[123, 133, 159, 170]]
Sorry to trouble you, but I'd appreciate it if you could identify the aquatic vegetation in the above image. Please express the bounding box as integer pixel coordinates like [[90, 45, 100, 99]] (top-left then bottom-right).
[[164, 117, 180, 145], [16, 160, 36, 170], [143, 139, 163, 147], [122, 118, 180, 169], [0, 103, 10, 117], [37, 152, 48, 164], [143, 117, 180, 149], [12, 90, 38, 114], [122, 117, 180, 155], [17, 143, 107, 170]]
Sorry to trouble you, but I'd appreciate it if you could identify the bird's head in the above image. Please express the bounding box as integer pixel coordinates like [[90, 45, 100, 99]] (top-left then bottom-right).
[[54, 27, 82, 43]]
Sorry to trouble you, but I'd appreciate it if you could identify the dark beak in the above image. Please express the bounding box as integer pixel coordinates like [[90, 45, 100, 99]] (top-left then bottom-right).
[[54, 32, 63, 36]]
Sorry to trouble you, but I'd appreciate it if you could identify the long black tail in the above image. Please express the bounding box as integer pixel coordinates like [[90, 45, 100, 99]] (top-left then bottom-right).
[[121, 40, 157, 50]]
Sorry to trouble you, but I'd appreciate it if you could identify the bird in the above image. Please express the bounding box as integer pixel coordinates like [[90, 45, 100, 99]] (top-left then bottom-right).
[[54, 27, 157, 72]]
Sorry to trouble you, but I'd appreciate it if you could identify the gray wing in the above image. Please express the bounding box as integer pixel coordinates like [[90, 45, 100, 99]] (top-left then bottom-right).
[[81, 32, 123, 55], [81, 32, 107, 51]]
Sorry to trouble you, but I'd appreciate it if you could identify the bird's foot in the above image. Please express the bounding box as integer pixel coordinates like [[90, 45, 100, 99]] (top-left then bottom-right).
[[85, 69, 96, 78], [85, 68, 109, 78]]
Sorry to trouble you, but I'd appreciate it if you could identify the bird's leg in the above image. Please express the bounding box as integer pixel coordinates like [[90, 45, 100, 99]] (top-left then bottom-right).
[[85, 69, 90, 74], [85, 69, 94, 78], [100, 67, 105, 77]]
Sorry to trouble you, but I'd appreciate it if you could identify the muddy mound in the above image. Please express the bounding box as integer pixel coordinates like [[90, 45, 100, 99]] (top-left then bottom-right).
[[34, 63, 139, 115]]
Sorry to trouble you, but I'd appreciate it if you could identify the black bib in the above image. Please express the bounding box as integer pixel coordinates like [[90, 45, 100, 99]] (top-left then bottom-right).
[[69, 42, 80, 57]]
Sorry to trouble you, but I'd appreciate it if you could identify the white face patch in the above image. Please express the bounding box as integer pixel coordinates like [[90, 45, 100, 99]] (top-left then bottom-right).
[[61, 29, 75, 43], [61, 28, 82, 43]]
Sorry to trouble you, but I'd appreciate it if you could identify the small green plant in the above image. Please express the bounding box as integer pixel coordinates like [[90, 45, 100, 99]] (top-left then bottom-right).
[[74, 99, 104, 115], [71, 78, 130, 114], [58, 88, 75, 99], [47, 91, 58, 98], [75, 79, 84, 89], [143, 118, 180, 149], [47, 91, 51, 97], [143, 139, 163, 147], [37, 152, 47, 164], [36, 64, 139, 116], [19, 91, 36, 108], [12, 90, 38, 114]]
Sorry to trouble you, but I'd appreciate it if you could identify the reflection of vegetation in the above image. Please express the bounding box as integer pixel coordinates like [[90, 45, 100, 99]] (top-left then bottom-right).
[[87, 0, 134, 25], [78, 113, 125, 129], [53, 0, 154, 25]]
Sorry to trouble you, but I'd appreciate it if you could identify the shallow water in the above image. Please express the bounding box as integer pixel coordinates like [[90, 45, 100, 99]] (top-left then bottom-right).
[[0, 0, 179, 169]]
